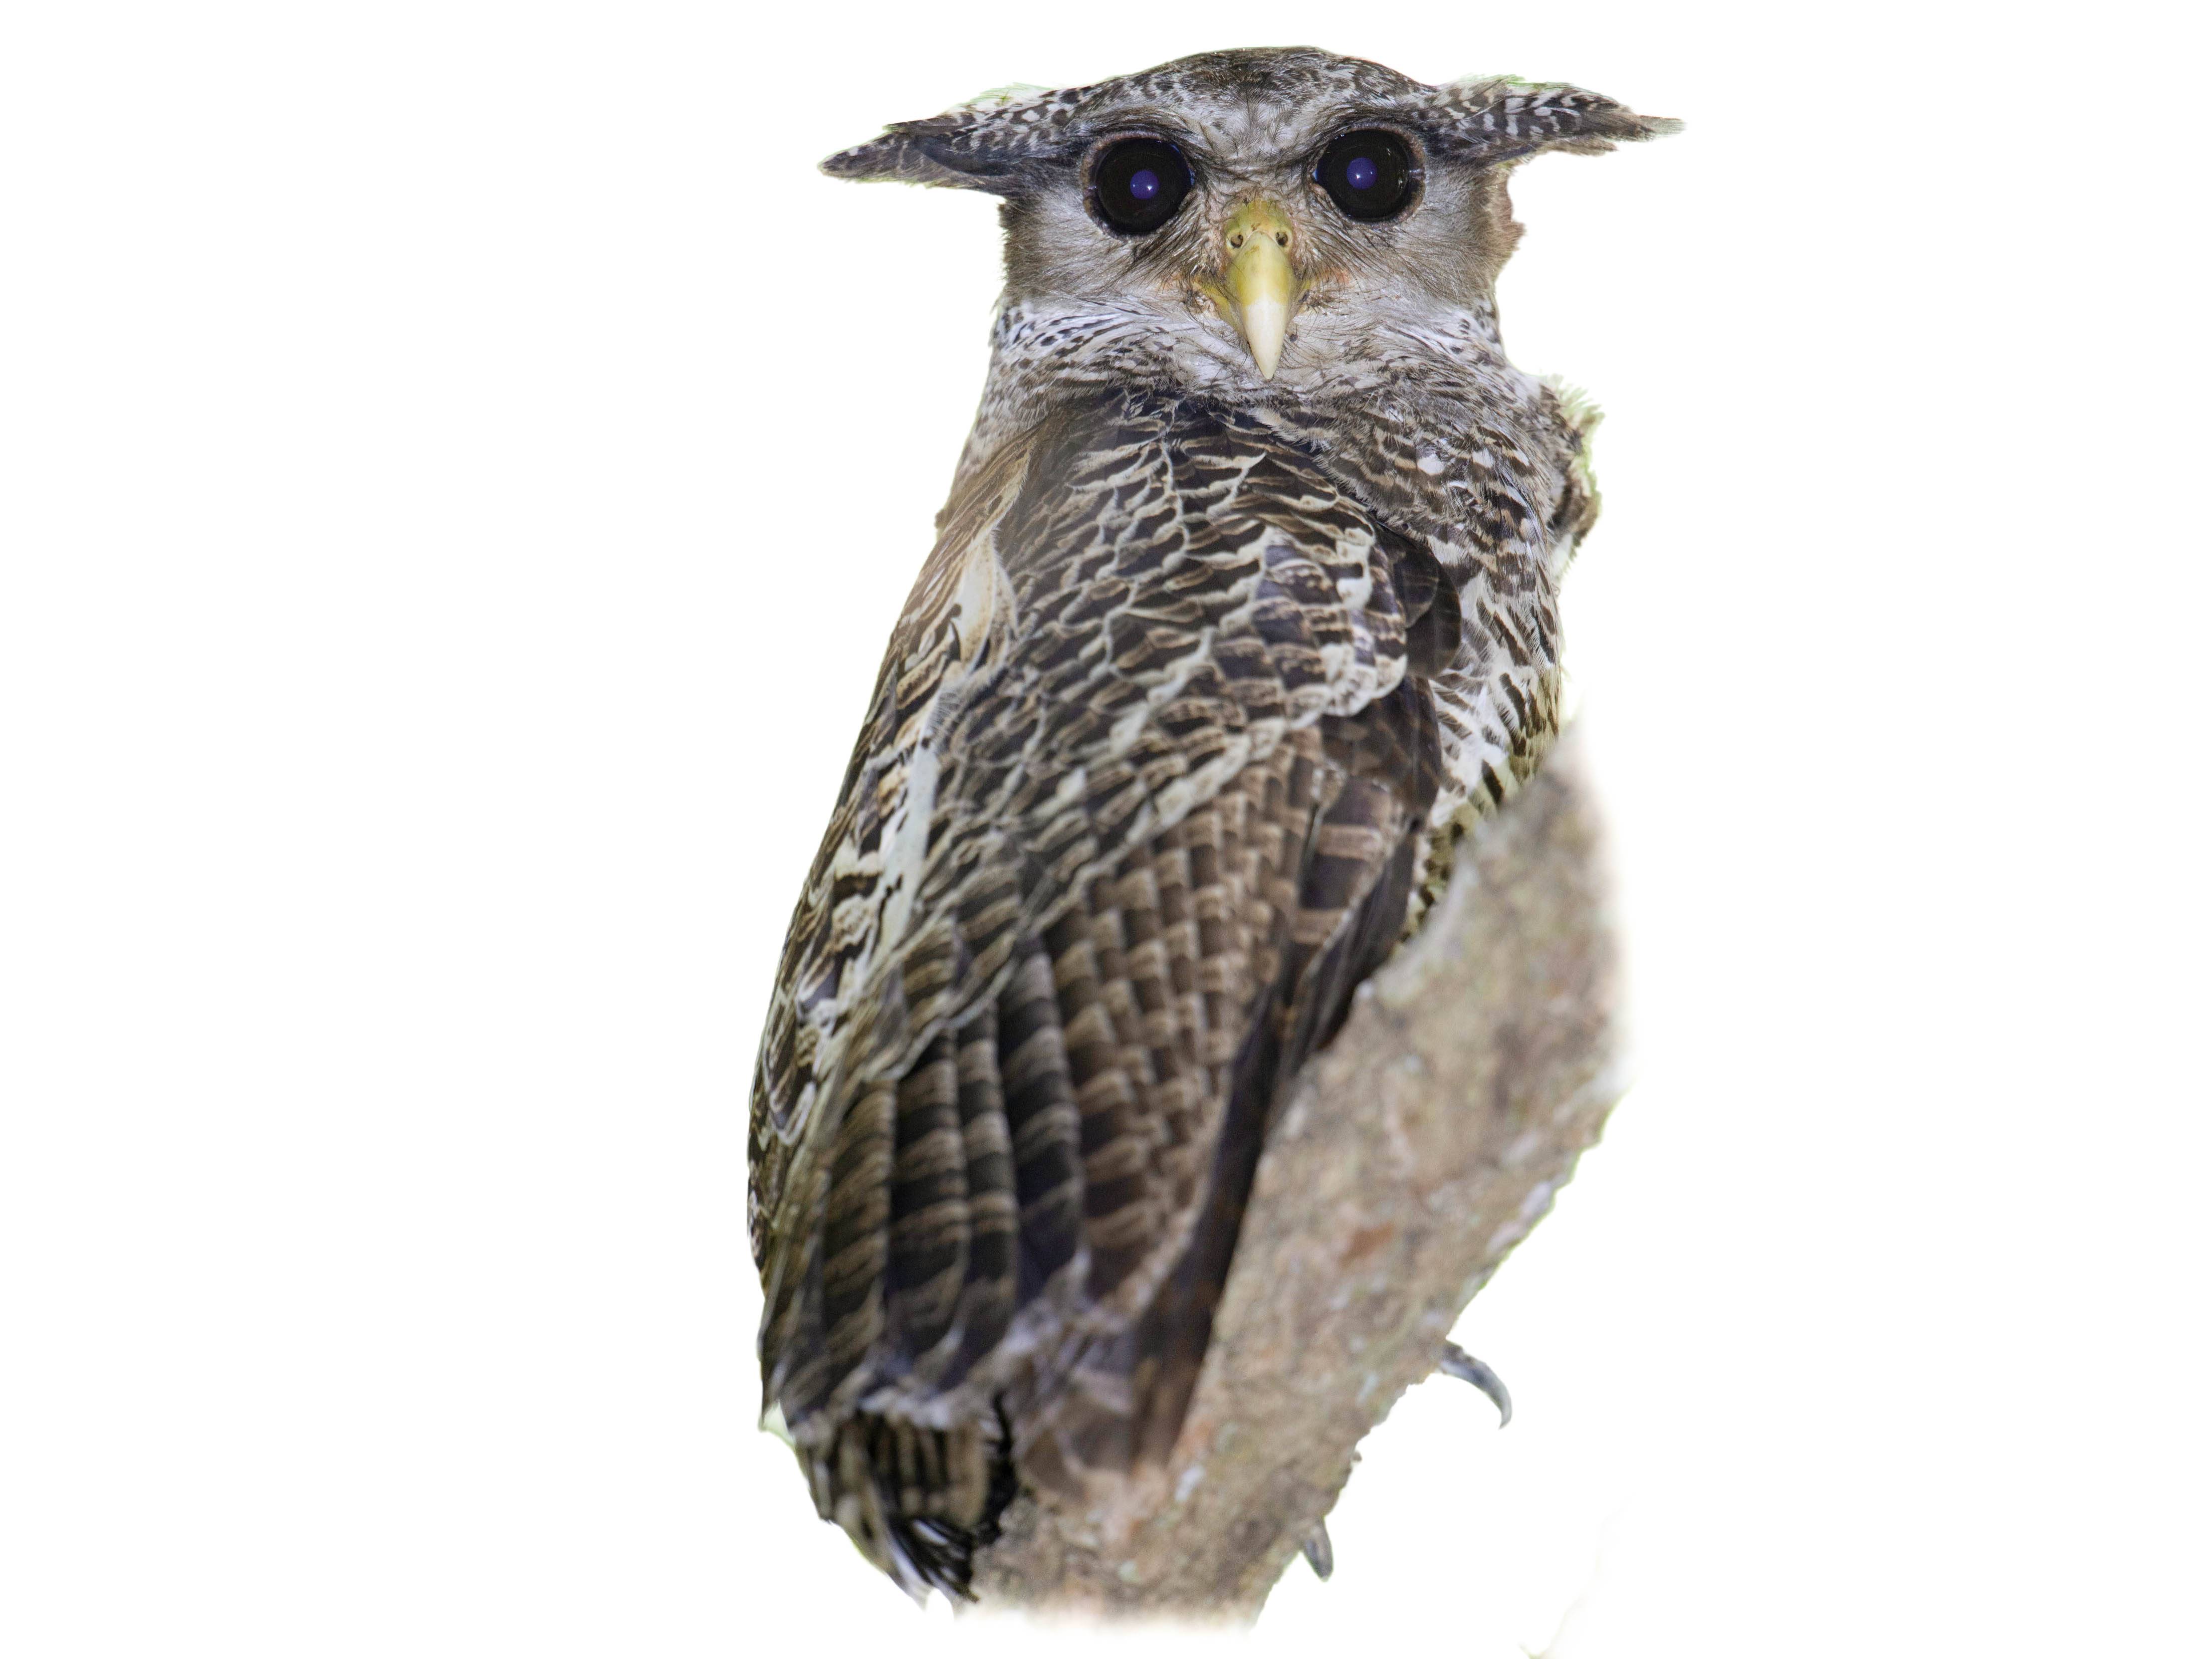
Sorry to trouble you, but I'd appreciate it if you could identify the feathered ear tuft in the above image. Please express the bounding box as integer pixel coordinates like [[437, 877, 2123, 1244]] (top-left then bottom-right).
[[821, 83, 1091, 191], [1422, 78, 1681, 165]]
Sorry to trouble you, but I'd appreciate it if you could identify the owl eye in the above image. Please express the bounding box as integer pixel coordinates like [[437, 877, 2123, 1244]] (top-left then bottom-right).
[[1315, 130, 1418, 222], [1088, 137, 1193, 236]]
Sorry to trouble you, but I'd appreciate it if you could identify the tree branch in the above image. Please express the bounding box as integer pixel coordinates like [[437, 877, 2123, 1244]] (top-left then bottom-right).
[[968, 724, 1627, 1618]]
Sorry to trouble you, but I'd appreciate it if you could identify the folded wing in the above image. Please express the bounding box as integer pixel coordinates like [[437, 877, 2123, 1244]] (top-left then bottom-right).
[[749, 388, 1454, 1593]]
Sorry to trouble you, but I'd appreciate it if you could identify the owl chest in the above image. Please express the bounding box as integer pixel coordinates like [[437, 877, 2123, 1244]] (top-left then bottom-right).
[[1274, 393, 1577, 826], [1290, 395, 1569, 649]]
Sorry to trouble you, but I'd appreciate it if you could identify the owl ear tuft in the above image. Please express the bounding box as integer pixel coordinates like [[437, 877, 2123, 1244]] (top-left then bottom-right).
[[1423, 78, 1680, 165], [821, 83, 1089, 192]]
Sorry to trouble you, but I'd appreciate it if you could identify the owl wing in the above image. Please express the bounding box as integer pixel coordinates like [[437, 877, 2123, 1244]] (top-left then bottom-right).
[[749, 388, 1453, 1590]]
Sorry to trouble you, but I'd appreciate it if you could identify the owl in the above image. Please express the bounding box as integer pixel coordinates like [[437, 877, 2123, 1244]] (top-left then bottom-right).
[[748, 47, 1673, 1599]]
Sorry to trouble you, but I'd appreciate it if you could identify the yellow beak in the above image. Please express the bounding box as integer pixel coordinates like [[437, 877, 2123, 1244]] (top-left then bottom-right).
[[1214, 200, 1300, 380]]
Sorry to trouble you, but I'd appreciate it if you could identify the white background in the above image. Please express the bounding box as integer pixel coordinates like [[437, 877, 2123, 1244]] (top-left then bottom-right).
[[4, 3, 2205, 1654]]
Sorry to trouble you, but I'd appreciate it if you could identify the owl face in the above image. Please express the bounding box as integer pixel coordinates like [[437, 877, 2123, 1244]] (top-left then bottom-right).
[[995, 89, 1517, 383], [825, 49, 1672, 390]]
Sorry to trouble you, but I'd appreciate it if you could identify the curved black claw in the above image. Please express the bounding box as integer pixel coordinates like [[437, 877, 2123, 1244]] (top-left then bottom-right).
[[1302, 1519, 1334, 1581], [1440, 1341, 1513, 1427]]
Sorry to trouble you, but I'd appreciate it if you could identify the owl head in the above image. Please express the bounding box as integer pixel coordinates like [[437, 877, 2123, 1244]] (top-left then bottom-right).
[[825, 48, 1674, 387]]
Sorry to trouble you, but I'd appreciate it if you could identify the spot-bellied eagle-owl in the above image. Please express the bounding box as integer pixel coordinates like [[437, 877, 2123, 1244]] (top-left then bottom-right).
[[747, 46, 1673, 1598]]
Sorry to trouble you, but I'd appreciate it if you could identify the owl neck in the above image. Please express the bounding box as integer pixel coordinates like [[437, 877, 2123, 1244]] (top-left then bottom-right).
[[959, 290, 1517, 480]]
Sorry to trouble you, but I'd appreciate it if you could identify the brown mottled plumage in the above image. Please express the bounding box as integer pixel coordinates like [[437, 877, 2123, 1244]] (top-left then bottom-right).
[[748, 47, 1674, 1597]]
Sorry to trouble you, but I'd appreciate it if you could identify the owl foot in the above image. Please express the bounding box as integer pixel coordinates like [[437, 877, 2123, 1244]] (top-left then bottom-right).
[[1301, 1518, 1335, 1580], [1440, 1341, 1513, 1427]]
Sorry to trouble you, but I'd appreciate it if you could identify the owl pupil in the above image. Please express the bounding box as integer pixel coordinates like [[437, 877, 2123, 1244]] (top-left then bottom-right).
[[1087, 137, 1192, 236], [1316, 130, 1417, 222]]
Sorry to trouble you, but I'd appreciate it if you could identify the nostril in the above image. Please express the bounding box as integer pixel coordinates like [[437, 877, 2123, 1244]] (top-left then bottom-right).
[[1229, 232, 1245, 249], [1275, 231, 1288, 247]]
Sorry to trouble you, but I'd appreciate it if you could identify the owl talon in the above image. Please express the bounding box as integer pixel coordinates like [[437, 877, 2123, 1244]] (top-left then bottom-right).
[[1440, 1341, 1512, 1427], [1301, 1518, 1334, 1581]]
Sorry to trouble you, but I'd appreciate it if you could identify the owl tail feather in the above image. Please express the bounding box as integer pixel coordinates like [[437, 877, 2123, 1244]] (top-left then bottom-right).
[[808, 1404, 1020, 1602]]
